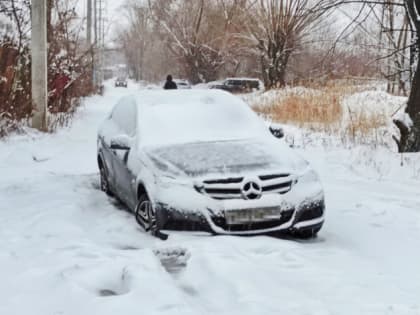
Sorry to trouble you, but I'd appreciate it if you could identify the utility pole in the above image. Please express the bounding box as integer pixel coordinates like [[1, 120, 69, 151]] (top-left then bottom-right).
[[93, 0, 98, 87], [31, 0, 48, 131], [87, 0, 92, 46], [87, 0, 94, 88], [94, 0, 98, 44], [98, 0, 103, 86], [95, 0, 107, 88]]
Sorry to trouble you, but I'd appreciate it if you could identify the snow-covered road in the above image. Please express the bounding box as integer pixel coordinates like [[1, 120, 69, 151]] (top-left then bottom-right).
[[1, 82, 419, 315]]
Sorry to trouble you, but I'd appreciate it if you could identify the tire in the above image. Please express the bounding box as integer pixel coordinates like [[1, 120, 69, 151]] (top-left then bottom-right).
[[99, 163, 113, 196], [135, 194, 157, 232]]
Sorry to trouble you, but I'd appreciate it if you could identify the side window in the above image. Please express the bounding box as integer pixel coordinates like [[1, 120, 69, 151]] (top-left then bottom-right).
[[111, 98, 137, 136]]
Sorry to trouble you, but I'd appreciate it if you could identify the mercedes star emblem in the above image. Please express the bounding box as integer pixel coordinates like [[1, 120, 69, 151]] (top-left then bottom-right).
[[241, 181, 262, 200]]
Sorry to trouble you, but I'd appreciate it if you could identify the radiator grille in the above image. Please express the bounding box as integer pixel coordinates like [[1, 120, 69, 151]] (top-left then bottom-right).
[[198, 173, 293, 200]]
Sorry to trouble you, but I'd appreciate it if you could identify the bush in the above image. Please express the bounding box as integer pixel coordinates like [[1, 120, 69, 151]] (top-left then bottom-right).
[[250, 82, 398, 147]]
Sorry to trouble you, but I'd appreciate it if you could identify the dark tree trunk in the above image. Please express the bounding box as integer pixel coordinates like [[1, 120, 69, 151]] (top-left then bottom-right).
[[259, 39, 290, 89], [394, 52, 420, 152], [394, 0, 420, 152], [406, 49, 420, 119], [265, 64, 286, 88]]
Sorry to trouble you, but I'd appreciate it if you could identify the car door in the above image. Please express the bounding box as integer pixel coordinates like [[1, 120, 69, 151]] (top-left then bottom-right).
[[110, 99, 138, 209], [98, 117, 118, 191]]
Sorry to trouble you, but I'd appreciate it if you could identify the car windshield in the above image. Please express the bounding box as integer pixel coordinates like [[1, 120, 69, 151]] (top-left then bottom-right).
[[226, 80, 242, 86], [140, 93, 268, 147]]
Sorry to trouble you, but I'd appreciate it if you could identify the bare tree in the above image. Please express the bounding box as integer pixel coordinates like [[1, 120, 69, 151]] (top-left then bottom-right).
[[304, 0, 420, 152], [354, 0, 420, 151], [0, 0, 31, 136], [148, 0, 245, 83], [118, 2, 153, 81], [242, 0, 336, 88]]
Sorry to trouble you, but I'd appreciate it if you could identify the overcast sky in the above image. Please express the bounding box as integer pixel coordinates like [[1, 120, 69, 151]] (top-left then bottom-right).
[[77, 0, 126, 41], [75, 0, 374, 46]]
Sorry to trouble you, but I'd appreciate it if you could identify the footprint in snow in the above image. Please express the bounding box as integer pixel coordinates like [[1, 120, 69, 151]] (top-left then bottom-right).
[[61, 265, 132, 298], [97, 268, 131, 297], [154, 247, 190, 275]]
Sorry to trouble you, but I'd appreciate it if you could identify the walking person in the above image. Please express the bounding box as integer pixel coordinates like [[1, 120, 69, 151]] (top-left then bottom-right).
[[163, 75, 177, 90]]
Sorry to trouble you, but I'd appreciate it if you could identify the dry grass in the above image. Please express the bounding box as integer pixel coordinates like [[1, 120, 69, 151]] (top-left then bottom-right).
[[252, 83, 391, 146], [254, 89, 342, 132], [344, 106, 389, 145]]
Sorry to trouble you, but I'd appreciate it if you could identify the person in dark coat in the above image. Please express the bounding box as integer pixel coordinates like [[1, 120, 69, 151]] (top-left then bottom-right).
[[163, 75, 177, 90]]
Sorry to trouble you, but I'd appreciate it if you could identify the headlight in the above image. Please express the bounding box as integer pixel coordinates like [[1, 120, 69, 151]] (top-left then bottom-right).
[[298, 168, 320, 184], [155, 174, 192, 188], [294, 157, 310, 174]]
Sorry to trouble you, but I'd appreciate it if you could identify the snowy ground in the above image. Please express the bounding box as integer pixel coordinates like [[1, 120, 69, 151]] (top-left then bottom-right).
[[1, 81, 419, 315]]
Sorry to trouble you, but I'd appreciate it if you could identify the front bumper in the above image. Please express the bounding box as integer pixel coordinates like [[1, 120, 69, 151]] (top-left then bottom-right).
[[155, 198, 325, 236]]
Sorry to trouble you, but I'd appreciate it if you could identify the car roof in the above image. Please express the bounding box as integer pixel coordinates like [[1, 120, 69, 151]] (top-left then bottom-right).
[[225, 77, 261, 82], [127, 90, 267, 147], [131, 89, 245, 109]]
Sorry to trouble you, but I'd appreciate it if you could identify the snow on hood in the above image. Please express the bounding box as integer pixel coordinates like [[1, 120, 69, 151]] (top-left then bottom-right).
[[146, 138, 305, 178]]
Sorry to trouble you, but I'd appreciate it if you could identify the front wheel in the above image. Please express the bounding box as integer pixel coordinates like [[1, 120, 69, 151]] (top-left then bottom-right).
[[135, 194, 156, 232], [99, 164, 113, 196], [135, 194, 168, 240]]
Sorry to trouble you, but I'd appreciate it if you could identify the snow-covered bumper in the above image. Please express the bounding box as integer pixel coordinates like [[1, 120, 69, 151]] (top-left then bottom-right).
[[156, 198, 324, 236], [152, 170, 325, 236]]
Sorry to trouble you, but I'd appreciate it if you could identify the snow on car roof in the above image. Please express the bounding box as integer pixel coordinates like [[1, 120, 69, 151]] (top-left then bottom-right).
[[133, 89, 242, 106], [225, 77, 262, 81], [132, 89, 269, 147]]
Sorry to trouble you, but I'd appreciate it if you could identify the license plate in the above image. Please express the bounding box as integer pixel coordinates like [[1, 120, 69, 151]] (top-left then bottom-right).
[[224, 207, 281, 225]]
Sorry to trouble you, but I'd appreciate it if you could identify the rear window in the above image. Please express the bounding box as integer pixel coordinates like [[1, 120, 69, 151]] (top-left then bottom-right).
[[226, 80, 242, 86]]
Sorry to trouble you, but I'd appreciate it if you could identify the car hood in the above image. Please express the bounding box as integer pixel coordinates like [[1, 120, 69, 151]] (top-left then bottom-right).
[[146, 139, 305, 178]]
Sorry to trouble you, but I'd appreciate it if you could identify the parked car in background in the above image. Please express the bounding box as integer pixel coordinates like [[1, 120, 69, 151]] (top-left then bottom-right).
[[97, 90, 325, 240], [115, 77, 128, 88], [173, 79, 192, 89], [211, 78, 264, 93]]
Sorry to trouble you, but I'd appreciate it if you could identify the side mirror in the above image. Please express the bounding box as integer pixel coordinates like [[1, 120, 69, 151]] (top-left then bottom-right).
[[110, 135, 131, 150], [269, 123, 284, 139]]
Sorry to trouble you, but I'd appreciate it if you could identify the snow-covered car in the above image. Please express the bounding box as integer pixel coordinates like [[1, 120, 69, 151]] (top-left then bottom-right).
[[114, 77, 127, 88], [97, 90, 325, 239], [211, 78, 264, 93], [173, 79, 192, 89]]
